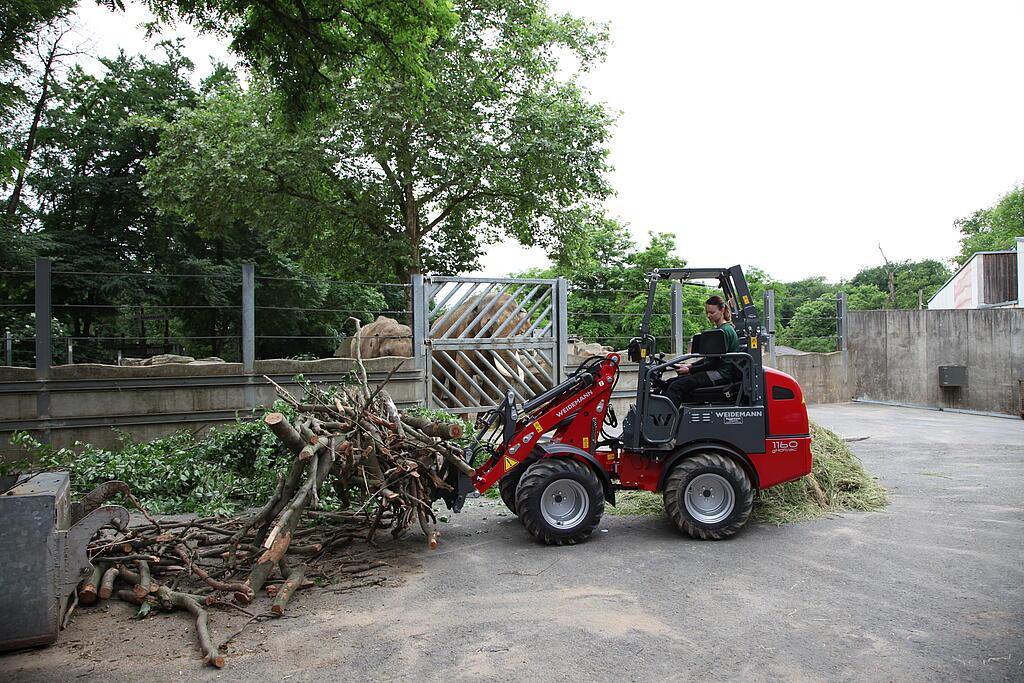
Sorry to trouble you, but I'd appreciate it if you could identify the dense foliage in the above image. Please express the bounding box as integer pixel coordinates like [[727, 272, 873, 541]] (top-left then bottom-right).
[[5, 411, 292, 515], [142, 0, 615, 283], [954, 185, 1023, 265]]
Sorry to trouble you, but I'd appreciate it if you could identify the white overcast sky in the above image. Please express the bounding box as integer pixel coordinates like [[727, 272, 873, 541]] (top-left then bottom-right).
[[72, 0, 1024, 282]]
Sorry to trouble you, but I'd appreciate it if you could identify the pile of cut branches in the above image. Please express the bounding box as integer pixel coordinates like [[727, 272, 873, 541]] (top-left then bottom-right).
[[71, 348, 469, 668]]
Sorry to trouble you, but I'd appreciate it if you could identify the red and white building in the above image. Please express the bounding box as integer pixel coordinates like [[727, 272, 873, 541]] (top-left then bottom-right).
[[928, 237, 1023, 310]]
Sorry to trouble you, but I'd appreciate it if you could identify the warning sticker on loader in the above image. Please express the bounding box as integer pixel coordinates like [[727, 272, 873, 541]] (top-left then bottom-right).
[[504, 456, 520, 472], [533, 421, 543, 432]]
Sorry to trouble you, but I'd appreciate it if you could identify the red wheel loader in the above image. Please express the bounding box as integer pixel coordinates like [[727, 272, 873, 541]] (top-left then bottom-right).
[[439, 266, 812, 545]]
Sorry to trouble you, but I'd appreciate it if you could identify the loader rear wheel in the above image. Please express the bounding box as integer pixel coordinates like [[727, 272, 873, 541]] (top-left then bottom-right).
[[516, 458, 604, 546], [663, 452, 753, 540]]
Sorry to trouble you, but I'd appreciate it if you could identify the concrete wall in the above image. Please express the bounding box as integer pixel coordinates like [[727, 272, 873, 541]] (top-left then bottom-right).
[[767, 309, 1022, 415], [4, 307, 1021, 460], [847, 308, 1023, 415], [774, 352, 851, 405], [0, 357, 424, 460]]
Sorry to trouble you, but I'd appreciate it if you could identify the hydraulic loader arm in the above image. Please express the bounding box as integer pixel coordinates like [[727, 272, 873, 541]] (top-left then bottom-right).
[[470, 355, 620, 493]]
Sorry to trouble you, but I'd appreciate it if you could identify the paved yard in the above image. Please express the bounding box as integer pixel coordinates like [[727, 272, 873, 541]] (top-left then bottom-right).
[[4, 403, 1022, 681]]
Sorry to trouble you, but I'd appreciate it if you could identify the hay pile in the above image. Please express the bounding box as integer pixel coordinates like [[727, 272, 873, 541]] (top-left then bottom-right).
[[610, 420, 888, 522]]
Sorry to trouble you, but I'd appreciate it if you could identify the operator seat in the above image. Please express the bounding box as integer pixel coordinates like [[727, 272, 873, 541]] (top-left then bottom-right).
[[683, 329, 743, 405]]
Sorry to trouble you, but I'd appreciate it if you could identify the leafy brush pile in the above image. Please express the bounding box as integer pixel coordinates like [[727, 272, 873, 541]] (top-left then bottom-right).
[[1, 402, 475, 518], [3, 404, 296, 516], [609, 420, 888, 522]]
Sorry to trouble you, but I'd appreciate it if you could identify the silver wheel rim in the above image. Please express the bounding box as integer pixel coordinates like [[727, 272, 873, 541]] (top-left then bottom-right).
[[540, 479, 590, 529], [684, 473, 735, 524]]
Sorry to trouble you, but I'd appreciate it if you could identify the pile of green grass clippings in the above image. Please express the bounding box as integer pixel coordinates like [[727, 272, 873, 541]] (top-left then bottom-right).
[[608, 420, 888, 523]]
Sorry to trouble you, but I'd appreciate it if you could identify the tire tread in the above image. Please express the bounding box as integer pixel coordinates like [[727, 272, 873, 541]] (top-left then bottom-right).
[[516, 458, 604, 546], [663, 452, 753, 540]]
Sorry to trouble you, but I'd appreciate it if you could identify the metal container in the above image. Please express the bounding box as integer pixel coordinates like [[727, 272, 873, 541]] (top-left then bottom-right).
[[938, 365, 968, 387], [0, 473, 128, 651]]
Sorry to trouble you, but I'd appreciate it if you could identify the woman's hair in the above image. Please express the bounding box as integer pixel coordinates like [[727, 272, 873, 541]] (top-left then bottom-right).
[[705, 295, 732, 321]]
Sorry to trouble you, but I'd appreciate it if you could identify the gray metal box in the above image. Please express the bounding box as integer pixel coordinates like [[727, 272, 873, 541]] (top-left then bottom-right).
[[0, 472, 72, 650], [0, 474, 128, 652], [939, 365, 968, 387]]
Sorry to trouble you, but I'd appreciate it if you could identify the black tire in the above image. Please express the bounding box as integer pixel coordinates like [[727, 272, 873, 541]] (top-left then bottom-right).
[[498, 468, 524, 515], [516, 458, 605, 546], [663, 452, 754, 540]]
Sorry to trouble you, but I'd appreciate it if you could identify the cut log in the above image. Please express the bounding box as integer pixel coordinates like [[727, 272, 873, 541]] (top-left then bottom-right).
[[264, 412, 307, 453], [78, 564, 104, 605], [98, 566, 120, 599], [400, 414, 464, 439], [271, 565, 307, 617]]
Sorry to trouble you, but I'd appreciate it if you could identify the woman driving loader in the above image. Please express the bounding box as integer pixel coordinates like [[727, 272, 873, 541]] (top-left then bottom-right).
[[664, 295, 739, 404]]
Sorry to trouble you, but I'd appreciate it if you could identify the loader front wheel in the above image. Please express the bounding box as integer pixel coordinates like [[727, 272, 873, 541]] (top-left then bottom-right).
[[663, 452, 753, 540], [516, 458, 604, 545], [498, 468, 524, 515]]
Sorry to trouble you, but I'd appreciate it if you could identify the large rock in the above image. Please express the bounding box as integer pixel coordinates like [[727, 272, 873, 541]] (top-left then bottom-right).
[[143, 354, 196, 366]]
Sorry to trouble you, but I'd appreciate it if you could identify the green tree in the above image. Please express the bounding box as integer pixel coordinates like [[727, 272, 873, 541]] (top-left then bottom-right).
[[0, 0, 76, 184], [144, 0, 615, 283], [848, 259, 951, 309], [777, 296, 838, 353], [777, 276, 836, 324], [954, 185, 1024, 265], [844, 283, 887, 311], [28, 45, 200, 342], [15, 45, 385, 361], [146, 0, 457, 117]]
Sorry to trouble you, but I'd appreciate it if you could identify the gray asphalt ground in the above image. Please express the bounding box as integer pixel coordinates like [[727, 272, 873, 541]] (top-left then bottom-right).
[[4, 403, 1022, 682]]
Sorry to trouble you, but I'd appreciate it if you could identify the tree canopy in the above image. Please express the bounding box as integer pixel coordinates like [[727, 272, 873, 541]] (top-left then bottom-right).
[[143, 0, 615, 283], [146, 0, 457, 117]]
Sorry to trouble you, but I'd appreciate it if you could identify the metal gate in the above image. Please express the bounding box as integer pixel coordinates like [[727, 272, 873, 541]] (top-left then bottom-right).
[[413, 276, 567, 414]]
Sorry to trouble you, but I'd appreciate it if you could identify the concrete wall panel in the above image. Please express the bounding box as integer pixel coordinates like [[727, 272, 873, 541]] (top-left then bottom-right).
[[925, 310, 970, 410], [1, 358, 425, 460], [966, 310, 1016, 413], [776, 352, 849, 404], [883, 311, 928, 405], [848, 311, 887, 401]]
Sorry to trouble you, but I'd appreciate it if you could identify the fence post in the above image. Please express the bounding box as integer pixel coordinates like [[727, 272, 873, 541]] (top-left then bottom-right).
[[34, 258, 52, 444], [764, 288, 777, 367], [241, 263, 256, 410], [4, 329, 11, 367], [555, 277, 568, 382], [34, 259, 52, 378], [836, 292, 848, 352], [410, 274, 430, 409], [411, 274, 426, 371], [66, 337, 73, 365], [671, 282, 684, 356]]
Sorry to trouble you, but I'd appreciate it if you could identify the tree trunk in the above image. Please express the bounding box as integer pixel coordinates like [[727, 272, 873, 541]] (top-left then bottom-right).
[[403, 182, 421, 276], [5, 41, 59, 217]]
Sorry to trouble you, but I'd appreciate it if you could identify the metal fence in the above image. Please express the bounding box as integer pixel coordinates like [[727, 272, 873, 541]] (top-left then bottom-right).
[[417, 276, 565, 413], [3, 260, 852, 391], [0, 260, 410, 369], [762, 289, 848, 365]]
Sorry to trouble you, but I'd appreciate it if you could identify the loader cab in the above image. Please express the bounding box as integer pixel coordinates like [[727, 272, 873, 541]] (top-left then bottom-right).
[[620, 265, 768, 453]]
